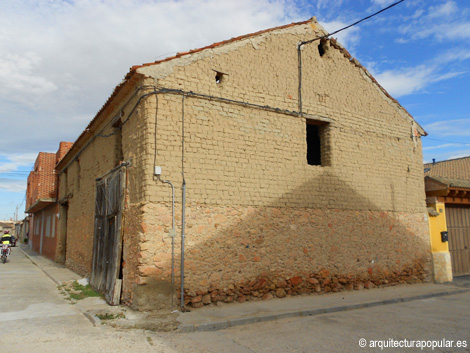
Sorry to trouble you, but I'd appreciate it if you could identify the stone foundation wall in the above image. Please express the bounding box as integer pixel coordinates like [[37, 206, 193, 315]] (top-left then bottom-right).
[[134, 203, 432, 309], [180, 261, 429, 308]]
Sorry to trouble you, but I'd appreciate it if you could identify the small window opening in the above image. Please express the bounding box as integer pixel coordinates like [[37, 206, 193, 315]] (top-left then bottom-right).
[[215, 71, 224, 84], [307, 122, 321, 166], [318, 39, 328, 57]]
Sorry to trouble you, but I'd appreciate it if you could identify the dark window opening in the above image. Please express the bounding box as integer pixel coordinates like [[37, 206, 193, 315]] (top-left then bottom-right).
[[318, 39, 328, 57], [215, 72, 224, 84], [307, 123, 321, 166]]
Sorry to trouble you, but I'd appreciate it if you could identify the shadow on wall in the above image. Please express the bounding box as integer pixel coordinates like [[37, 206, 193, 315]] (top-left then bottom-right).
[[132, 173, 432, 310]]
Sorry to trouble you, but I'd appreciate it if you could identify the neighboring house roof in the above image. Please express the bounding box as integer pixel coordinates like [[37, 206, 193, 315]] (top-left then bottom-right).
[[424, 156, 470, 180], [56, 18, 426, 172], [425, 176, 470, 190], [424, 156, 470, 201]]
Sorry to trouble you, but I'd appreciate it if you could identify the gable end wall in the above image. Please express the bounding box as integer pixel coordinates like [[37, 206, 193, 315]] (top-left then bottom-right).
[[127, 22, 431, 309]]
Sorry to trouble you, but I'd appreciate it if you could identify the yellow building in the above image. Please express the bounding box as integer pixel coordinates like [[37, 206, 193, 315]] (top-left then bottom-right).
[[425, 157, 470, 280]]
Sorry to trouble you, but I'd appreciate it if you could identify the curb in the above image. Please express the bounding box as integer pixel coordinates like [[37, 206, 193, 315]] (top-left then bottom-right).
[[84, 312, 102, 326], [178, 288, 470, 333], [18, 246, 62, 285]]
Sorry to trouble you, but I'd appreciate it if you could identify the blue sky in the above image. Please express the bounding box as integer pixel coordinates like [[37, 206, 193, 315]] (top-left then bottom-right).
[[1, 0, 469, 220]]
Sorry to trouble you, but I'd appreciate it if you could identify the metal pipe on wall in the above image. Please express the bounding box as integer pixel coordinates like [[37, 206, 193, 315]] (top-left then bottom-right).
[[180, 178, 186, 311], [162, 180, 175, 310]]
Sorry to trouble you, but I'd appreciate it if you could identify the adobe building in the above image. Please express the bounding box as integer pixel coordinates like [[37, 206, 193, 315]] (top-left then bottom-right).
[[26, 142, 72, 261], [55, 18, 432, 310], [425, 156, 470, 279], [0, 221, 15, 236]]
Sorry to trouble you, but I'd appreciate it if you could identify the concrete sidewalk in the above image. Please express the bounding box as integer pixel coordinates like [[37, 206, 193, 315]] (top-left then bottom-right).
[[18, 244, 470, 333], [19, 244, 82, 285]]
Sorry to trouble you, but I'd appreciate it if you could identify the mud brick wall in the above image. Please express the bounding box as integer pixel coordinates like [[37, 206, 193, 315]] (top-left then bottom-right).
[[132, 21, 431, 309], [57, 20, 431, 310], [58, 78, 149, 278]]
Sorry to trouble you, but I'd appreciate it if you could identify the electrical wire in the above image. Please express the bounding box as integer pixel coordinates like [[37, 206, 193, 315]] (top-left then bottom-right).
[[300, 0, 406, 47], [59, 0, 406, 175], [18, 193, 26, 209], [297, 0, 406, 115], [0, 172, 56, 176], [57, 85, 314, 175]]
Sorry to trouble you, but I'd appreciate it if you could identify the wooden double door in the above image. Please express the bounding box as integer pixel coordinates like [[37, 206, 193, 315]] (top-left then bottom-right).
[[90, 168, 125, 305]]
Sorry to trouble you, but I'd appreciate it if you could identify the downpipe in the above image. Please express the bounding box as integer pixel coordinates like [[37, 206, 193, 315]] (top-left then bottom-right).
[[161, 179, 176, 311], [180, 177, 188, 311]]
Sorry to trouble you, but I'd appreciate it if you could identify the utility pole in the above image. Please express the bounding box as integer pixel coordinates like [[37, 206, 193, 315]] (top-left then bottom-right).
[[15, 206, 19, 222]]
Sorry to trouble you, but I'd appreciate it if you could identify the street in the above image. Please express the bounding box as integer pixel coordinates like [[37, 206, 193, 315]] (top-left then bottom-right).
[[181, 291, 470, 353], [1, 248, 469, 353]]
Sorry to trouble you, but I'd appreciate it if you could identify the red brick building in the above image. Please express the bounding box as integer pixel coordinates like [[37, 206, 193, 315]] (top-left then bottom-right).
[[26, 142, 72, 261]]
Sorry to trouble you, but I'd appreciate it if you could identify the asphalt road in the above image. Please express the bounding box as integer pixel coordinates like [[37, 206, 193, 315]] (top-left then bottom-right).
[[1, 248, 469, 353], [178, 291, 470, 353]]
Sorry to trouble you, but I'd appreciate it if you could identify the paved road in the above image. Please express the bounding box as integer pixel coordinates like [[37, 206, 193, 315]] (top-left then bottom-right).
[[0, 247, 182, 353], [178, 291, 470, 353], [1, 248, 469, 352]]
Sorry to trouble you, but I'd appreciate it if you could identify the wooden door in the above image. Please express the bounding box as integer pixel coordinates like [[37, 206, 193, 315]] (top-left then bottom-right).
[[446, 205, 470, 276], [90, 168, 125, 305]]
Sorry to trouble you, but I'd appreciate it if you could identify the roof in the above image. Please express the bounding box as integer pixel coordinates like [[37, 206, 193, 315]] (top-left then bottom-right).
[[56, 18, 426, 172], [425, 175, 470, 190], [424, 156, 470, 180], [131, 19, 313, 72], [424, 157, 470, 202]]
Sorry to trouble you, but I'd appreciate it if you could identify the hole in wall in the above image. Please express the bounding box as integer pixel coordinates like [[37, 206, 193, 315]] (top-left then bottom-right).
[[318, 39, 328, 57], [213, 70, 228, 85], [215, 72, 224, 84]]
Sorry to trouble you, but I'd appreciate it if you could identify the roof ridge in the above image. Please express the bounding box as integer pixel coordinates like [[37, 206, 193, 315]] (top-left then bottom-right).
[[130, 18, 313, 72]]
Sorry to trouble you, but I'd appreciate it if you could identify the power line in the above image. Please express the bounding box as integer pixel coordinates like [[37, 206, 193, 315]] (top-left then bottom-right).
[[300, 0, 406, 46], [18, 193, 26, 209], [297, 0, 406, 114]]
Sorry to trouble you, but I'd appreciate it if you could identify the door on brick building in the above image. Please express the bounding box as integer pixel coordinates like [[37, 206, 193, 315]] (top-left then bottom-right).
[[90, 168, 126, 305], [446, 204, 470, 276]]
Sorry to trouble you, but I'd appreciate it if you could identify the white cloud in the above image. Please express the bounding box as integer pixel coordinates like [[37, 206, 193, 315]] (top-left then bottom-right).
[[371, 0, 396, 6], [435, 48, 470, 64], [424, 119, 470, 137], [320, 20, 360, 50], [0, 154, 37, 173], [371, 43, 469, 98], [0, 179, 27, 193], [422, 143, 470, 151], [448, 151, 470, 159], [374, 66, 433, 97], [0, 0, 302, 155], [398, 1, 470, 42], [427, 0, 458, 19], [443, 22, 470, 40], [372, 62, 466, 97], [0, 52, 57, 97]]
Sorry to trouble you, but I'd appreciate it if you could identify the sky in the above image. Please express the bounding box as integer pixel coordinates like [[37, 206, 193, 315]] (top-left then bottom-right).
[[1, 0, 469, 220]]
